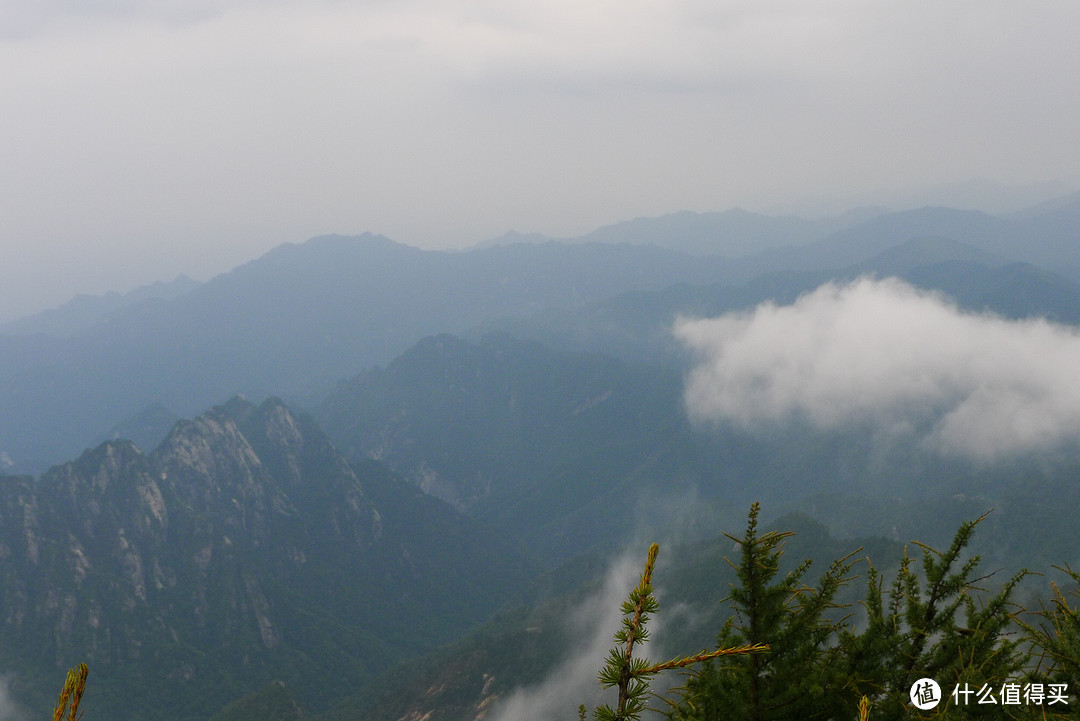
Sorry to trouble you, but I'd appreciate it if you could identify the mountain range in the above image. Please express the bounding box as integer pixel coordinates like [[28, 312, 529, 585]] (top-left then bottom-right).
[[2, 195, 1080, 720], [4, 197, 1080, 476]]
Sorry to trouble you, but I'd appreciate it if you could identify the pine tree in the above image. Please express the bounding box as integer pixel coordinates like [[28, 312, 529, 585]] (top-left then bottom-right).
[[591, 543, 767, 721], [664, 506, 1032, 721], [841, 512, 1029, 720], [666, 503, 859, 721], [1019, 564, 1080, 718]]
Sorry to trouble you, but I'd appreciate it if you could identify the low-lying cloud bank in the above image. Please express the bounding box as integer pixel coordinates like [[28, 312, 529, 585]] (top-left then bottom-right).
[[675, 277, 1080, 461], [486, 554, 638, 721], [0, 676, 28, 721]]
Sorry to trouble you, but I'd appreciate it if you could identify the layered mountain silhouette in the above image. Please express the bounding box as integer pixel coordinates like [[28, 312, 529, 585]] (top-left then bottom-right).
[[0, 275, 201, 337], [0, 235, 726, 474], [3, 196, 1080, 476]]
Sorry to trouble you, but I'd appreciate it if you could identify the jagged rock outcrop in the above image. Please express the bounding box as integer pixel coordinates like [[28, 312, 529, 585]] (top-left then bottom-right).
[[0, 397, 535, 721]]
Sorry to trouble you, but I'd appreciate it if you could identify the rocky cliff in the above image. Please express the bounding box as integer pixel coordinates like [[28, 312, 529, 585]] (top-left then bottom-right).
[[0, 397, 535, 721]]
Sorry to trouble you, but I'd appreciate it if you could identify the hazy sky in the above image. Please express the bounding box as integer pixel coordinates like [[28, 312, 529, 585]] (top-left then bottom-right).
[[2, 1, 1080, 320]]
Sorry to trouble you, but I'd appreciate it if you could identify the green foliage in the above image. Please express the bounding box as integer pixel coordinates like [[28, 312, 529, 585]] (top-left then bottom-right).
[[667, 503, 858, 721], [665, 506, 1032, 721], [331, 502, 1077, 721], [316, 331, 692, 564], [209, 680, 306, 721], [842, 512, 1029, 720], [591, 543, 767, 721], [1023, 565, 1080, 702], [51, 663, 88, 721], [594, 544, 662, 721]]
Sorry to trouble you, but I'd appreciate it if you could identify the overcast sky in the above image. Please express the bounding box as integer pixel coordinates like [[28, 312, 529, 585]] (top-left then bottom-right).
[[2, 1, 1080, 320]]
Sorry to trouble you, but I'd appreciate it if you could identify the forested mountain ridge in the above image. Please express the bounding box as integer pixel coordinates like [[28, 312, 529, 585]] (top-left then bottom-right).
[[315, 332, 715, 563], [315, 333, 684, 510], [312, 324, 1080, 572]]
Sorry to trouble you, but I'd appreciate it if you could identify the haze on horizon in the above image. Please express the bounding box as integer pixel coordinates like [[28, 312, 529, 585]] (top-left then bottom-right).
[[2, 0, 1079, 322]]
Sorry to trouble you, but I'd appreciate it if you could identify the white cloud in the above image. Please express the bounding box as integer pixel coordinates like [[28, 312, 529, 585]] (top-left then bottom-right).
[[0, 676, 29, 721], [675, 277, 1080, 461], [488, 549, 664, 721]]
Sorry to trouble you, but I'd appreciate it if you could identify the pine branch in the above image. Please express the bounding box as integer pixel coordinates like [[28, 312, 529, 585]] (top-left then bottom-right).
[[642, 644, 769, 674], [52, 664, 89, 721], [592, 543, 769, 721]]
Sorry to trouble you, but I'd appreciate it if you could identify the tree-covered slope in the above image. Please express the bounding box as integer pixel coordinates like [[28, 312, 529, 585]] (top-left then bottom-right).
[[314, 322, 1080, 571], [320, 497, 1080, 721], [311, 511, 907, 721], [315, 332, 707, 561]]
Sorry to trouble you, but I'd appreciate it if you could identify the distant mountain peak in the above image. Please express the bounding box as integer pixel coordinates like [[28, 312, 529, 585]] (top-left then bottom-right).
[[275, 232, 410, 257], [471, 229, 561, 249], [0, 273, 202, 338], [153, 406, 263, 483], [473, 206, 890, 257]]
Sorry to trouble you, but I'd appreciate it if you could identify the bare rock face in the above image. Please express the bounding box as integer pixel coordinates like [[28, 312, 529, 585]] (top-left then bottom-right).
[[0, 396, 533, 721], [0, 401, 338, 677]]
